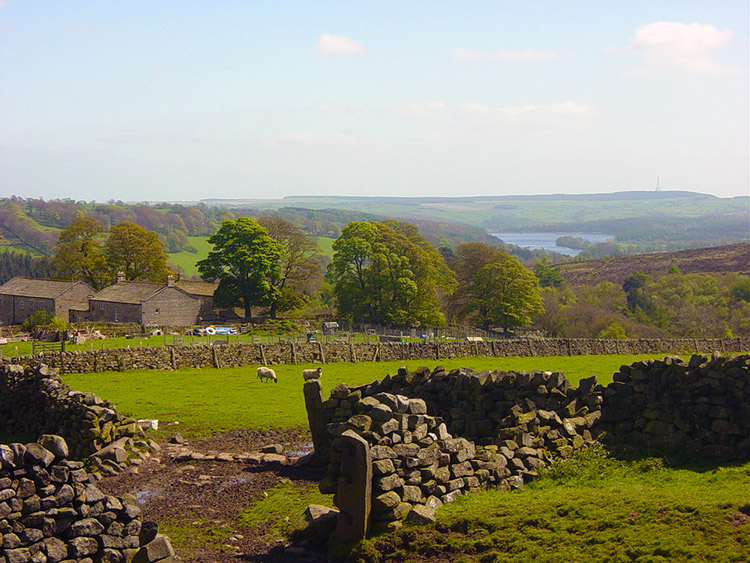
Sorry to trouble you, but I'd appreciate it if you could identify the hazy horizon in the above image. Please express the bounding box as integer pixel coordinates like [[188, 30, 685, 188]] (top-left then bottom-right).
[[1, 1, 747, 202]]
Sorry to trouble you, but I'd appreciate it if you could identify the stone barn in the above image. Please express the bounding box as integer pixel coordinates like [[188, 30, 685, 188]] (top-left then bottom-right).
[[84, 274, 201, 326], [0, 277, 96, 325]]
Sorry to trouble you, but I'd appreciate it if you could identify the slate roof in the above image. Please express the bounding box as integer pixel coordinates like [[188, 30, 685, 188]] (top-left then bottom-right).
[[175, 280, 218, 297], [90, 281, 164, 304], [0, 277, 93, 299]]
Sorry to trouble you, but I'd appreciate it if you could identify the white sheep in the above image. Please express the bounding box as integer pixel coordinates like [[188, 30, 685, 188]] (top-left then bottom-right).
[[257, 366, 277, 383], [302, 367, 322, 381]]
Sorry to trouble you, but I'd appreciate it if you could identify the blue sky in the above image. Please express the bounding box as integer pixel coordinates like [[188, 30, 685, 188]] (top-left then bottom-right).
[[1, 1, 747, 202]]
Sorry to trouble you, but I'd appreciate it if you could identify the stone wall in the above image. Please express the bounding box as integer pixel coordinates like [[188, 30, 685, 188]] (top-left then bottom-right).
[[600, 353, 750, 459], [305, 365, 603, 539], [0, 364, 147, 460], [306, 353, 750, 540], [2, 337, 749, 374], [0, 435, 180, 563]]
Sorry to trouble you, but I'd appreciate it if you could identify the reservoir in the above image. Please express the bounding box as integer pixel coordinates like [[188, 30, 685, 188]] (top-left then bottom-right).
[[492, 232, 614, 256]]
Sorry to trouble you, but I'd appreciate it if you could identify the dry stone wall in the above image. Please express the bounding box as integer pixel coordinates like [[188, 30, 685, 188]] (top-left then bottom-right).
[[600, 353, 750, 459], [309, 365, 603, 538], [2, 337, 748, 374], [307, 353, 750, 539], [0, 435, 177, 563], [0, 364, 147, 460]]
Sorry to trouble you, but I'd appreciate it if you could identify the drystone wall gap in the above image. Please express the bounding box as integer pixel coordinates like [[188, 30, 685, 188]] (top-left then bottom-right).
[[1, 337, 749, 373], [306, 353, 750, 541], [308, 365, 604, 540]]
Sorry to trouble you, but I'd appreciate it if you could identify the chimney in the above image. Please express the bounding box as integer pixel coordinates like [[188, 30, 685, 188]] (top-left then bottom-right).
[[116, 272, 126, 284], [166, 274, 175, 287]]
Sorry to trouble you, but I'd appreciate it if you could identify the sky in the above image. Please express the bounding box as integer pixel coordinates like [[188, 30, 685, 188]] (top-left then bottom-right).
[[1, 1, 748, 202]]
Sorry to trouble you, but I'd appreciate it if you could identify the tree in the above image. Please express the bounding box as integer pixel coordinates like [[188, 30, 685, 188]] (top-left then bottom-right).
[[326, 221, 455, 326], [468, 254, 544, 333], [622, 271, 650, 314], [445, 242, 507, 323], [53, 213, 108, 289], [534, 260, 565, 288], [105, 221, 172, 283], [448, 243, 543, 333], [257, 216, 323, 319], [197, 217, 283, 320]]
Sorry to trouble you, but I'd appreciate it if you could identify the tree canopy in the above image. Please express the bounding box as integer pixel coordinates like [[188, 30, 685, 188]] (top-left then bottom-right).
[[105, 221, 172, 284], [197, 217, 283, 320], [448, 242, 544, 332], [53, 213, 108, 289], [257, 216, 323, 319], [326, 221, 456, 326]]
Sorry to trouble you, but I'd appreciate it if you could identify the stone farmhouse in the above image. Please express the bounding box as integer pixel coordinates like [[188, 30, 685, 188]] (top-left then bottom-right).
[[73, 273, 203, 326], [0, 277, 96, 325], [175, 278, 220, 319]]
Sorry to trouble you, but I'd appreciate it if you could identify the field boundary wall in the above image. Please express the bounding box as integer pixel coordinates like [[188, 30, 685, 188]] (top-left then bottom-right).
[[1, 337, 749, 373]]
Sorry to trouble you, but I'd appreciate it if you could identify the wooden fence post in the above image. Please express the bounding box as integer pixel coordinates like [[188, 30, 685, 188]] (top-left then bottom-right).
[[318, 342, 326, 364]]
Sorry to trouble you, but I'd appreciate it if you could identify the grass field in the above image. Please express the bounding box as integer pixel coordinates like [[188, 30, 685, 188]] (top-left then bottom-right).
[[165, 235, 212, 277], [64, 354, 656, 436], [351, 445, 750, 562], [55, 353, 750, 560]]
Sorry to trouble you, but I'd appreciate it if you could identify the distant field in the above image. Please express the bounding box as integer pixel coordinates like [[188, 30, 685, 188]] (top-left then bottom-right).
[[270, 192, 749, 231], [166, 236, 211, 278], [314, 236, 335, 258]]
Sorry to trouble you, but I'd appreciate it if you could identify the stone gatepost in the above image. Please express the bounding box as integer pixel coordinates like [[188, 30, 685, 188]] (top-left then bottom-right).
[[334, 430, 372, 542], [303, 378, 328, 456]]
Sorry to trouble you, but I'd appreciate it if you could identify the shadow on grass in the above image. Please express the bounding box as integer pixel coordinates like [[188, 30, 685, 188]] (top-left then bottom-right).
[[602, 434, 746, 473]]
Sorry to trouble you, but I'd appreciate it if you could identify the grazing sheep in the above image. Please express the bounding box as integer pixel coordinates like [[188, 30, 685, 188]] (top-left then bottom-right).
[[302, 367, 322, 381], [257, 366, 277, 383]]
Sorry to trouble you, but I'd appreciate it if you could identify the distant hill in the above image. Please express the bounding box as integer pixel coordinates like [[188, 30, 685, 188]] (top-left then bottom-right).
[[556, 243, 750, 286]]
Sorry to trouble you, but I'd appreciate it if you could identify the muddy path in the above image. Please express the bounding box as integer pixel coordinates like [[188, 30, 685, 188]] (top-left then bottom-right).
[[97, 428, 330, 562]]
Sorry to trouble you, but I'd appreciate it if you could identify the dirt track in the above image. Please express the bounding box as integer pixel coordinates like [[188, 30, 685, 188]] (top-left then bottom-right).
[[97, 428, 329, 562]]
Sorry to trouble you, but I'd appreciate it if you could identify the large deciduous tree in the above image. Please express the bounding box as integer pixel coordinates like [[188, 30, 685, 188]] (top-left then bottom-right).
[[197, 217, 283, 321], [105, 221, 172, 283], [448, 242, 544, 333], [257, 216, 323, 319], [53, 213, 108, 289], [326, 221, 455, 326]]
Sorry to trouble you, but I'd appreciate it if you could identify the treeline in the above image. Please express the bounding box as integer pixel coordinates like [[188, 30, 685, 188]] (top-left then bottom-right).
[[534, 267, 750, 339], [0, 250, 56, 284], [0, 196, 500, 257]]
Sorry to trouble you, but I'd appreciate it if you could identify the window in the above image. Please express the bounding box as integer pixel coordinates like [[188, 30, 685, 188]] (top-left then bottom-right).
[[99, 303, 104, 310]]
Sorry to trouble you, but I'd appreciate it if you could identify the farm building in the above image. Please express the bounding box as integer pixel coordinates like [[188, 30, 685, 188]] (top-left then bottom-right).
[[174, 279, 219, 318], [0, 277, 96, 325], [77, 274, 202, 326]]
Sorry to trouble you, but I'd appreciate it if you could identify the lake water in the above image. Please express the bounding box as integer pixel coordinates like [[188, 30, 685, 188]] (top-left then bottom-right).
[[492, 232, 614, 256]]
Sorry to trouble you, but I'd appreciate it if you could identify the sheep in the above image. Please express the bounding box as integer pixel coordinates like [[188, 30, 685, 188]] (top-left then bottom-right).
[[257, 366, 277, 383], [302, 367, 322, 381]]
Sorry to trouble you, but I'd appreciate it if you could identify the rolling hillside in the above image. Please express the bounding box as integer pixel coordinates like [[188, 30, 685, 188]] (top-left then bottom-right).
[[556, 243, 750, 286]]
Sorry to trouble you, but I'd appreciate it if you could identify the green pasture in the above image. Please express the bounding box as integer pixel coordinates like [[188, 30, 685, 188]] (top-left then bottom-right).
[[165, 235, 211, 277], [314, 236, 336, 259], [52, 352, 750, 560], [63, 354, 655, 436], [352, 445, 750, 562]]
